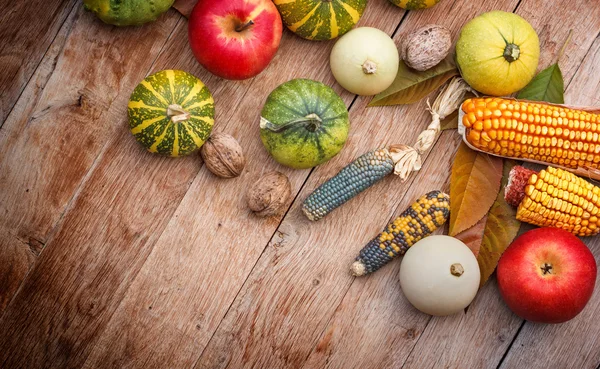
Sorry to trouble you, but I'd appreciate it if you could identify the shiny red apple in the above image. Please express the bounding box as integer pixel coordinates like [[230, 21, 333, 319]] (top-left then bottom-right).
[[188, 0, 282, 80], [497, 228, 597, 323]]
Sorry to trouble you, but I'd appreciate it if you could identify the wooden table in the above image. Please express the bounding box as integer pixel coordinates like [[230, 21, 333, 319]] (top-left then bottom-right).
[[1, 0, 599, 368]]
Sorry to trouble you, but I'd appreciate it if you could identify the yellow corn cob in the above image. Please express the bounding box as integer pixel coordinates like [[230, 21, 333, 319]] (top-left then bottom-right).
[[516, 166, 600, 236], [461, 97, 600, 170]]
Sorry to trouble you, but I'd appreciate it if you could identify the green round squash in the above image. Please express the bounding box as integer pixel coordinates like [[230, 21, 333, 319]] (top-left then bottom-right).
[[260, 79, 349, 169], [83, 0, 174, 26], [273, 0, 367, 41], [128, 70, 214, 157]]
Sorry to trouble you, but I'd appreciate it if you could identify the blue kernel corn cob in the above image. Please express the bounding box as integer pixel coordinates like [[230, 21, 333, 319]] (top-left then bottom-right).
[[302, 149, 395, 221], [351, 191, 450, 276]]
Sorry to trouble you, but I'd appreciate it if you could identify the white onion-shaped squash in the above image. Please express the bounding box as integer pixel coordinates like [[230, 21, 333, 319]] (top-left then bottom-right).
[[330, 27, 399, 96], [399, 235, 480, 316]]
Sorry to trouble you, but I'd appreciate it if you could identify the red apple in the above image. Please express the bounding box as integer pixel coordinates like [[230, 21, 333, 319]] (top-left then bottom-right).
[[188, 0, 282, 80], [497, 228, 597, 323]]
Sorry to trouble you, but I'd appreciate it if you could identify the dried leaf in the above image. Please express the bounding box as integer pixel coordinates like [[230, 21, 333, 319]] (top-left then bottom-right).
[[173, 0, 196, 18], [516, 63, 564, 104], [449, 142, 503, 236], [454, 215, 487, 257], [369, 57, 458, 106], [477, 160, 521, 287]]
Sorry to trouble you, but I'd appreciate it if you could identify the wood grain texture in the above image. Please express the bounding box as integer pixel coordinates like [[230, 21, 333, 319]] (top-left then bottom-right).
[[78, 3, 403, 368], [498, 33, 600, 369], [0, 7, 182, 315], [173, 0, 196, 18], [194, 1, 530, 368], [0, 0, 599, 367], [0, 0, 77, 126], [0, 4, 79, 313]]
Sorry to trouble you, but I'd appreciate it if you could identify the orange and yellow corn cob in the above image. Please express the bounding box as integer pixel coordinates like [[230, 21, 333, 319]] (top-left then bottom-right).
[[461, 97, 600, 170], [505, 165, 600, 236]]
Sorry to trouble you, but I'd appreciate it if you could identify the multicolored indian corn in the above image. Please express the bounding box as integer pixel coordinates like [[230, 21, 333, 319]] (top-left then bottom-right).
[[506, 165, 600, 236], [460, 97, 600, 170], [351, 191, 450, 276], [302, 149, 394, 221]]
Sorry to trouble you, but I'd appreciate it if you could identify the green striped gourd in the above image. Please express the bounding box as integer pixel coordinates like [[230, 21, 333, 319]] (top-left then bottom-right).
[[273, 0, 367, 41], [260, 79, 349, 169], [128, 70, 214, 157]]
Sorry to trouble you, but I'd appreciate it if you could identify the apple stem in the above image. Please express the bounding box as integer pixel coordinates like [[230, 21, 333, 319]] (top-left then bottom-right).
[[541, 263, 553, 275], [236, 20, 255, 32], [167, 104, 191, 123]]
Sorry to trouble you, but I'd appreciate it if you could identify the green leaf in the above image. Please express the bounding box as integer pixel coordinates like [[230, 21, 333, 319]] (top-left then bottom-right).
[[516, 63, 564, 104], [477, 160, 522, 287], [369, 57, 458, 106]]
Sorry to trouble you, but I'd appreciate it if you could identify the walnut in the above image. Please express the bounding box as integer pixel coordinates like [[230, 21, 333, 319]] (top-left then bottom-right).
[[200, 133, 246, 178], [401, 25, 452, 71], [247, 172, 292, 217]]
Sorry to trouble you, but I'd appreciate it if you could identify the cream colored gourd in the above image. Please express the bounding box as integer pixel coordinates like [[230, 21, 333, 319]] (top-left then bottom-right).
[[330, 27, 399, 96], [399, 235, 480, 316]]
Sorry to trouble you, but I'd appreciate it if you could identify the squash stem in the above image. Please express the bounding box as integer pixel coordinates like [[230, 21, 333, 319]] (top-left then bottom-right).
[[362, 60, 377, 74], [503, 44, 520, 63], [235, 20, 255, 32], [167, 104, 191, 123], [261, 113, 323, 133]]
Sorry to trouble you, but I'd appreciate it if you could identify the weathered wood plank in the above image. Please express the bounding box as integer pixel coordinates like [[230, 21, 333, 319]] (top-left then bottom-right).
[[0, 0, 77, 126], [173, 0, 195, 18], [193, 1, 529, 368], [499, 33, 600, 369], [0, 4, 79, 313], [78, 3, 403, 368], [0, 8, 181, 314]]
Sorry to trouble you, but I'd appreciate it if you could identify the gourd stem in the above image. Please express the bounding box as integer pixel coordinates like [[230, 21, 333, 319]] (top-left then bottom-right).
[[362, 60, 377, 74], [167, 104, 191, 123], [261, 113, 323, 133], [503, 43, 520, 63], [236, 20, 255, 32], [450, 263, 464, 277]]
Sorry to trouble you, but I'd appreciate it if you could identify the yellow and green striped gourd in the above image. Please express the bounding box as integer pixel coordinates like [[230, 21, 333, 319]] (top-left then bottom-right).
[[128, 70, 214, 157], [273, 0, 367, 41]]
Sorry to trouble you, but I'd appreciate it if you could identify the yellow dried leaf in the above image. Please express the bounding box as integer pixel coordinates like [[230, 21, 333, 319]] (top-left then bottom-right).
[[449, 142, 502, 236], [477, 160, 521, 287]]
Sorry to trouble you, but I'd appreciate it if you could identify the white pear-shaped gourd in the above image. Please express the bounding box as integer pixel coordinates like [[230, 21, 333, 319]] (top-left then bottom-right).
[[330, 27, 399, 96], [399, 235, 480, 316]]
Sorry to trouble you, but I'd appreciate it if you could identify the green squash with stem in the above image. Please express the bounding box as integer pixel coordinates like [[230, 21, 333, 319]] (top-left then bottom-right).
[[260, 79, 349, 169]]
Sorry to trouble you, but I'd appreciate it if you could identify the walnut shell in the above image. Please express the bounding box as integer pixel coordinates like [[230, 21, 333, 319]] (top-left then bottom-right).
[[401, 25, 452, 71], [247, 172, 292, 218], [200, 133, 246, 178]]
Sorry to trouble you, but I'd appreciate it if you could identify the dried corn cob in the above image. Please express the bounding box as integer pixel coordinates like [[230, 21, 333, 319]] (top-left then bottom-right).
[[505, 165, 600, 236], [459, 97, 600, 175], [351, 191, 450, 277], [302, 149, 394, 221]]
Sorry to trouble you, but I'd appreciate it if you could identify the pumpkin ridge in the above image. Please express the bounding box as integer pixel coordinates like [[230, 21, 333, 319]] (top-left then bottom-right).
[[149, 123, 171, 153], [140, 80, 170, 106]]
